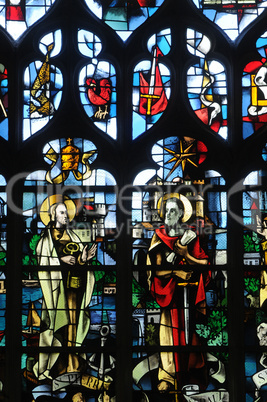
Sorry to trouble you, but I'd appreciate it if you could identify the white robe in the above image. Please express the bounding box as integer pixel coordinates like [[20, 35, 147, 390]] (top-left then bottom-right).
[[33, 227, 95, 380]]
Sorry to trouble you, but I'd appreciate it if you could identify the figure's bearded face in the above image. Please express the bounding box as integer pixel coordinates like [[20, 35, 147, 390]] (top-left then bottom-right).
[[55, 203, 68, 228], [164, 200, 183, 227]]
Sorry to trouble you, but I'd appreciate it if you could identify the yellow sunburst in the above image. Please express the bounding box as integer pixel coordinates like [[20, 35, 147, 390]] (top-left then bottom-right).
[[164, 140, 198, 179]]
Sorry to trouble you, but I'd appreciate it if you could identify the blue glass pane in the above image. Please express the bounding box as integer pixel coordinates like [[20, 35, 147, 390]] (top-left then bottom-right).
[[84, 0, 165, 41], [242, 32, 267, 138], [191, 0, 267, 42], [132, 29, 171, 139], [0, 0, 57, 41]]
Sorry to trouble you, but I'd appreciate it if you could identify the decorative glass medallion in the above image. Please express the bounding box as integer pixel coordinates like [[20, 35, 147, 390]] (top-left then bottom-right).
[[190, 0, 267, 42], [187, 29, 228, 139], [243, 31, 267, 138], [0, 0, 57, 41], [84, 0, 166, 41], [132, 28, 171, 139], [23, 30, 63, 140], [78, 30, 117, 139]]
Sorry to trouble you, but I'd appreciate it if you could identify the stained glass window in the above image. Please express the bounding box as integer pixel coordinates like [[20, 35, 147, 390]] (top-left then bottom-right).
[[132, 28, 171, 139], [78, 30, 117, 139], [0, 174, 6, 398], [187, 30, 228, 139], [131, 136, 228, 399], [242, 32, 267, 139], [23, 30, 63, 140], [191, 0, 267, 41], [84, 0, 166, 41], [21, 138, 117, 400], [242, 164, 267, 399], [0, 1, 57, 41], [1, 0, 267, 401]]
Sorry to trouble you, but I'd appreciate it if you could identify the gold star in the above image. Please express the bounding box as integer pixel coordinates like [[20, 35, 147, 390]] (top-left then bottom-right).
[[164, 140, 198, 179]]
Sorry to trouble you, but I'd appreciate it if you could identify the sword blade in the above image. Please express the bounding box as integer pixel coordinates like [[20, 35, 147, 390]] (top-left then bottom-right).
[[184, 286, 190, 345], [148, 47, 158, 95]]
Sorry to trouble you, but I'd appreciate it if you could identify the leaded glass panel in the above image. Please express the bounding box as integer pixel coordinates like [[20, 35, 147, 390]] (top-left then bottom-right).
[[21, 139, 117, 402], [23, 30, 63, 140], [131, 136, 228, 399], [190, 0, 267, 41], [132, 28, 171, 139], [84, 0, 166, 41], [0, 0, 57, 41], [78, 30, 117, 139]]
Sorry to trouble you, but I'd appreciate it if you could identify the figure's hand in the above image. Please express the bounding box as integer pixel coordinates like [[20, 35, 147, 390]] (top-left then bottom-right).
[[81, 243, 97, 263], [87, 243, 97, 261], [61, 255, 76, 265], [172, 270, 193, 280], [173, 240, 189, 257]]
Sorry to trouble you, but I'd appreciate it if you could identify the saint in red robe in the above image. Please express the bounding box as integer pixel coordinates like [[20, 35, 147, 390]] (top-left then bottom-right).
[[147, 226, 211, 389]]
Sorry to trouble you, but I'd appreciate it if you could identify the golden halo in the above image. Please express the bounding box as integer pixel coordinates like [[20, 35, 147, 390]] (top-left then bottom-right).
[[157, 193, 193, 223], [39, 194, 76, 226]]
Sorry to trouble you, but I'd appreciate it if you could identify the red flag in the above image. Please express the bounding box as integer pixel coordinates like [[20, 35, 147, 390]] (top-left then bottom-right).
[[139, 46, 168, 115]]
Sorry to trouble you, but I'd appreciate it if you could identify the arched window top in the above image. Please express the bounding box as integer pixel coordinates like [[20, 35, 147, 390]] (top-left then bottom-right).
[[186, 29, 228, 139], [23, 30, 63, 140], [84, 0, 166, 41], [191, 0, 267, 41], [132, 28, 171, 139], [243, 33, 267, 139], [0, 1, 58, 41]]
